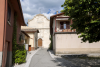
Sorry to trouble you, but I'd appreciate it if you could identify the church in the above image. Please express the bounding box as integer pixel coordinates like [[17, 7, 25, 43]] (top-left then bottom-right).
[[27, 14, 50, 48]]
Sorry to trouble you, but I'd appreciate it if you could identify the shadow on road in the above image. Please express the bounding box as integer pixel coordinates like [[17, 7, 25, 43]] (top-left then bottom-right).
[[49, 50, 100, 67]]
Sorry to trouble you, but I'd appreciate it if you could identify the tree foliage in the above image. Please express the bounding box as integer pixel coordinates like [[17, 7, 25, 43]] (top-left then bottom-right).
[[49, 35, 53, 50], [61, 0, 100, 43]]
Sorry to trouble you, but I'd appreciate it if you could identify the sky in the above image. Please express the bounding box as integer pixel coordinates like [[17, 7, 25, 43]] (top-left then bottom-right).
[[20, 0, 65, 24]]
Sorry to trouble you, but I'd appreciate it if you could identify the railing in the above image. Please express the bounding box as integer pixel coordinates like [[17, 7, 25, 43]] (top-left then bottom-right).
[[58, 25, 76, 32], [57, 29, 76, 32]]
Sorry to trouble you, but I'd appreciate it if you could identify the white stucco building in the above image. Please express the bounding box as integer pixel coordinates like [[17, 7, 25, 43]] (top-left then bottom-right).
[[28, 14, 50, 48], [50, 13, 100, 55]]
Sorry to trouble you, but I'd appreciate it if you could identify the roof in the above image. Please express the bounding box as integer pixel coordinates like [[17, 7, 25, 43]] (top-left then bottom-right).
[[28, 14, 50, 23], [50, 13, 65, 18], [21, 26, 39, 33], [50, 13, 65, 26], [10, 0, 26, 26], [21, 31, 30, 37], [50, 12, 69, 35]]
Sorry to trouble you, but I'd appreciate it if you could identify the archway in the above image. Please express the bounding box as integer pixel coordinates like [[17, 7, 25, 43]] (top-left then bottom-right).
[[38, 38, 42, 47]]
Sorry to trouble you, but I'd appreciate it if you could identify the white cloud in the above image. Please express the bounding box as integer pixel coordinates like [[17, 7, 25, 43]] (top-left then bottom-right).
[[24, 13, 34, 19], [43, 13, 54, 19], [20, 0, 65, 24]]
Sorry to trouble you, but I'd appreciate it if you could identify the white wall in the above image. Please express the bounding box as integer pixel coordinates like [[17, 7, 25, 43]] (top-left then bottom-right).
[[34, 32, 38, 48], [28, 15, 49, 29], [55, 34, 100, 54], [27, 33, 34, 47]]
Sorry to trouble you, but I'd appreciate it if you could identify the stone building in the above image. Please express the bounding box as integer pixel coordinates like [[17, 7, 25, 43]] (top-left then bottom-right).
[[28, 14, 50, 48]]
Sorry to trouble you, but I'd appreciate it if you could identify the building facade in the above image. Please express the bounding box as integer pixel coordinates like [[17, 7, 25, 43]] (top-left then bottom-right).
[[28, 14, 50, 48], [0, 0, 26, 67], [21, 26, 39, 51], [50, 13, 100, 55]]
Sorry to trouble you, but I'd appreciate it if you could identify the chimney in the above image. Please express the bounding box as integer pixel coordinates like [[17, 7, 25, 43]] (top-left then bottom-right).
[[56, 11, 58, 14]]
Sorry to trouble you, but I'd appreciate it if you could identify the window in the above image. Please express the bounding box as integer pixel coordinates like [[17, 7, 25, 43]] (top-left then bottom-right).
[[7, 5, 11, 25], [60, 21, 70, 29]]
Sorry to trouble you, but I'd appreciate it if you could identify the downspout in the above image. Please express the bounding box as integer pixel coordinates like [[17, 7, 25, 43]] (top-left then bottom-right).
[[55, 17, 56, 32], [2, 0, 7, 67]]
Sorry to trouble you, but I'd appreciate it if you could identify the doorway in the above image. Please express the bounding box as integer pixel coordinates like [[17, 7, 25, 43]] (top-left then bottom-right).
[[38, 38, 42, 47]]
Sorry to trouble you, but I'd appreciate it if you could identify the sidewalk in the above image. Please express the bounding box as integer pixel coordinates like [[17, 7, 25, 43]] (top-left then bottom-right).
[[12, 48, 41, 67]]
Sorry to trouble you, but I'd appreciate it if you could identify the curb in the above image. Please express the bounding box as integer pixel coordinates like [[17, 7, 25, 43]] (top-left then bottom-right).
[[25, 48, 41, 67], [48, 50, 64, 67]]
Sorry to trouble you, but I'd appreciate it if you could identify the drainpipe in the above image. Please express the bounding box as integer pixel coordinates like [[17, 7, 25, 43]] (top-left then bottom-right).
[[2, 0, 7, 67], [55, 17, 56, 32]]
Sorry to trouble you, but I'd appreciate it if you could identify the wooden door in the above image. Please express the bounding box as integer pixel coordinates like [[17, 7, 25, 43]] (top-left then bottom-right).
[[28, 45, 31, 51], [38, 38, 42, 47]]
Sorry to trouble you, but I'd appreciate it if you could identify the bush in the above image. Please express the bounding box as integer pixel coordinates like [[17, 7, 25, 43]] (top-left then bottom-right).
[[49, 36, 53, 50], [12, 45, 26, 64], [15, 45, 26, 64]]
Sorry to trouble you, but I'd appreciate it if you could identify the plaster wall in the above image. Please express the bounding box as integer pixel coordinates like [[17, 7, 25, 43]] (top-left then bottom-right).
[[0, 0, 5, 52], [0, 0, 5, 66], [43, 29, 50, 48], [28, 15, 49, 28], [55, 34, 100, 54], [25, 35, 29, 44], [6, 3, 14, 52], [34, 32, 38, 49]]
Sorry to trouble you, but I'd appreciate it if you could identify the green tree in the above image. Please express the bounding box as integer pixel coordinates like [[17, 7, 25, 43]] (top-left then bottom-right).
[[61, 0, 100, 43]]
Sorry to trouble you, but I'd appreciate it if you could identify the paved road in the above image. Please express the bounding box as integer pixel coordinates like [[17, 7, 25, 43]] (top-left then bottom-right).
[[29, 48, 61, 67]]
